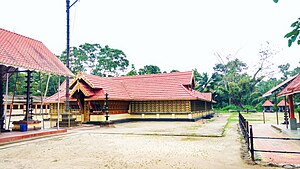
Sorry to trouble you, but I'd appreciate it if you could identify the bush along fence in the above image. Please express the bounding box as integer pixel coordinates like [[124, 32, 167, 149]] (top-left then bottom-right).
[[238, 112, 300, 161]]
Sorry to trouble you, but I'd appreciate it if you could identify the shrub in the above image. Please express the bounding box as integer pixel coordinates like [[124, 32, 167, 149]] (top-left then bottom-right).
[[221, 104, 241, 111], [243, 105, 256, 110], [295, 107, 300, 113]]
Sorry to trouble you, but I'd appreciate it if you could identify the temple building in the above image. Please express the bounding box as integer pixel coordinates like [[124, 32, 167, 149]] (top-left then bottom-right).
[[45, 71, 216, 123]]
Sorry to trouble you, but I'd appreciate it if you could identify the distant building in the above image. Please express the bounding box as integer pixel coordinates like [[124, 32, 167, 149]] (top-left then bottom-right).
[[277, 98, 289, 112], [262, 99, 273, 112], [45, 71, 216, 123]]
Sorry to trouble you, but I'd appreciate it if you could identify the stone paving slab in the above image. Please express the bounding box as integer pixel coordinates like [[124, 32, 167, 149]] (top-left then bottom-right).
[[251, 124, 300, 166]]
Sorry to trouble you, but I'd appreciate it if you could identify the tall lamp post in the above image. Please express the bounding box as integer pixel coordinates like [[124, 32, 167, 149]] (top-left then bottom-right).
[[65, 0, 79, 118]]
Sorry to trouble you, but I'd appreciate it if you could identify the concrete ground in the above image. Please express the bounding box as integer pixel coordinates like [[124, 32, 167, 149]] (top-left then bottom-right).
[[0, 113, 297, 169], [0, 114, 277, 169]]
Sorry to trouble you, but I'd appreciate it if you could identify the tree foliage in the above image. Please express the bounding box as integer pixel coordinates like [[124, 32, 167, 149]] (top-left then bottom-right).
[[196, 43, 279, 109], [126, 64, 138, 76], [7, 71, 60, 97], [58, 43, 129, 77], [273, 0, 300, 47], [138, 65, 161, 75]]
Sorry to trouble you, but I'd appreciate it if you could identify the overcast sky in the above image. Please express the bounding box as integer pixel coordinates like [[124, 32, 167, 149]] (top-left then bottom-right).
[[1, 0, 300, 76]]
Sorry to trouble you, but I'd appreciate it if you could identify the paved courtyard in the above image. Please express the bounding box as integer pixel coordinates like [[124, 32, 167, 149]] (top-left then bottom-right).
[[0, 114, 282, 169]]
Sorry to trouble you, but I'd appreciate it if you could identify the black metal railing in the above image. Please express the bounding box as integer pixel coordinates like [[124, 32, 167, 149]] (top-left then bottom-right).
[[238, 112, 300, 161]]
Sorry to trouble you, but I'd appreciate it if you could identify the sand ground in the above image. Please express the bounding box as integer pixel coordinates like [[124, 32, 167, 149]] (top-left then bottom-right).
[[0, 114, 281, 169]]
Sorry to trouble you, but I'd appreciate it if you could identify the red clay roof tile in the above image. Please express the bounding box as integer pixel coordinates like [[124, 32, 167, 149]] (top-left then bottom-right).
[[277, 73, 300, 96], [277, 98, 289, 107], [0, 28, 73, 76], [45, 71, 214, 103], [262, 100, 273, 107]]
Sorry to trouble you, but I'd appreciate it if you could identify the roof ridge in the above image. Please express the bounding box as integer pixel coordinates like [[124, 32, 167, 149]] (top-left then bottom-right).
[[0, 28, 43, 44], [112, 71, 193, 80], [119, 80, 133, 99], [180, 84, 198, 99]]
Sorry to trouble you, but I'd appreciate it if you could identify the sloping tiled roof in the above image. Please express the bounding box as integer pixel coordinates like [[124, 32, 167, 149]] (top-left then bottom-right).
[[277, 98, 289, 107], [277, 73, 300, 96], [45, 71, 215, 103], [262, 74, 298, 97], [0, 28, 73, 76], [262, 100, 273, 107], [43, 80, 76, 103]]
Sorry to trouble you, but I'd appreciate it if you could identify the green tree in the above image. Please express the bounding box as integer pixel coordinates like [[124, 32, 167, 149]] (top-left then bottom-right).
[[278, 63, 290, 80], [194, 70, 219, 93], [273, 0, 300, 47], [138, 65, 161, 75], [92, 45, 129, 77], [289, 64, 300, 76], [126, 64, 138, 76], [170, 69, 180, 73], [58, 43, 129, 77]]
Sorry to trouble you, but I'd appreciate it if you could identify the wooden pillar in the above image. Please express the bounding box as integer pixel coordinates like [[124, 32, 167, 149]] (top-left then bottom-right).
[[288, 95, 295, 119], [0, 67, 4, 131], [274, 94, 278, 125]]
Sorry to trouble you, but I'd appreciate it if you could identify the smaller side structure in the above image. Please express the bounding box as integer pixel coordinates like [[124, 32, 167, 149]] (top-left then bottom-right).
[[277, 98, 289, 112], [262, 100, 274, 112]]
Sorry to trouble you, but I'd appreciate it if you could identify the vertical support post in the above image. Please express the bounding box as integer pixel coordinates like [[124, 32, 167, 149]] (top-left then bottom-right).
[[24, 70, 32, 122], [288, 94, 297, 130], [288, 95, 295, 119], [275, 94, 278, 125], [276, 111, 278, 125], [263, 111, 265, 124], [4, 73, 8, 130], [57, 76, 60, 130], [105, 93, 109, 122], [0, 66, 4, 132], [65, 0, 70, 121], [284, 96, 288, 129], [249, 125, 255, 161], [246, 121, 249, 150]]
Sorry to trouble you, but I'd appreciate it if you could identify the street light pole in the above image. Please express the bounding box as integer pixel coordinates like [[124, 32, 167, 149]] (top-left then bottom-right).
[[66, 0, 70, 114], [65, 0, 79, 115]]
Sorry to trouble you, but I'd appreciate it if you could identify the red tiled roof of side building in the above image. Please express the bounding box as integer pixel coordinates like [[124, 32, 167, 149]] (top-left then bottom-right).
[[0, 28, 73, 77], [43, 80, 77, 103], [277, 73, 300, 96], [190, 90, 216, 103], [277, 99, 289, 107], [262, 74, 298, 97], [262, 100, 273, 107]]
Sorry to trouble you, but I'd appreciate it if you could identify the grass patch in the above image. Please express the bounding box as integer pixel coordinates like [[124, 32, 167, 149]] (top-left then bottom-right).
[[220, 113, 235, 136], [207, 119, 215, 123]]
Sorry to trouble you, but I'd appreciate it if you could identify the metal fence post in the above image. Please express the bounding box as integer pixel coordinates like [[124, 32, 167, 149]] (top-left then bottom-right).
[[246, 121, 249, 149], [249, 125, 255, 161]]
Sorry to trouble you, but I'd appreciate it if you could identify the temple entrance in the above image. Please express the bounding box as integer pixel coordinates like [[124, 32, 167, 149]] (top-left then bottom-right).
[[77, 91, 89, 122]]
